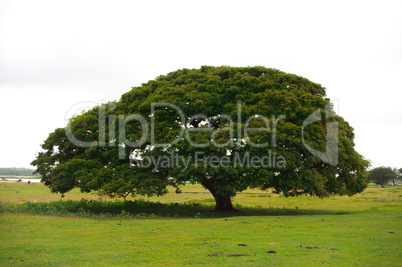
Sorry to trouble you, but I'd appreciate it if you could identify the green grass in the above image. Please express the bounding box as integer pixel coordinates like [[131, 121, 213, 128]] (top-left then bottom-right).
[[0, 182, 401, 266]]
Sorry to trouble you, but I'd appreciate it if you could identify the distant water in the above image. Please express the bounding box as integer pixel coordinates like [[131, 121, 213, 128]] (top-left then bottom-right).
[[0, 178, 42, 183]]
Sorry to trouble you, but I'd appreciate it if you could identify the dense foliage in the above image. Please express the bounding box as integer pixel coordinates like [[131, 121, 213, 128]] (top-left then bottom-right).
[[32, 66, 369, 211]]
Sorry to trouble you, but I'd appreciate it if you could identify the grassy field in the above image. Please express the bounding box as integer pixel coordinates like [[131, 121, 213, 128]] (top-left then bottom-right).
[[0, 182, 401, 266]]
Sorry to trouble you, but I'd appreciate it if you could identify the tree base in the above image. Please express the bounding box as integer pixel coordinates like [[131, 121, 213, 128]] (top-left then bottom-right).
[[210, 193, 239, 212], [201, 176, 239, 212]]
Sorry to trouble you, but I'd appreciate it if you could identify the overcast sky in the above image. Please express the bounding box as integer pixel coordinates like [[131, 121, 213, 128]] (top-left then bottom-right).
[[1, 0, 401, 170]]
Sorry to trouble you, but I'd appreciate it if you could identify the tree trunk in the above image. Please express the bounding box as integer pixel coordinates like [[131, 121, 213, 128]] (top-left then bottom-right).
[[201, 175, 239, 212], [210, 192, 238, 212]]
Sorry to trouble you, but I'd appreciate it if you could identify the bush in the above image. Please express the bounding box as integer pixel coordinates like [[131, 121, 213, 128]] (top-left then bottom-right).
[[2, 199, 213, 218]]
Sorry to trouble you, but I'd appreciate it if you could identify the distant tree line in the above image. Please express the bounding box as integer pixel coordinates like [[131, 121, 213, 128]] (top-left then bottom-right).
[[0, 167, 39, 176]]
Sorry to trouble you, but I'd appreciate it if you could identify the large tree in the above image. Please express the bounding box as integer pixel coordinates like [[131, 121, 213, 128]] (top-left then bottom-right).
[[368, 167, 398, 187], [32, 66, 369, 211]]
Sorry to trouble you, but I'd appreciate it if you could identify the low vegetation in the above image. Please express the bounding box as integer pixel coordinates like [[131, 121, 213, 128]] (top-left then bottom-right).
[[0, 182, 401, 266]]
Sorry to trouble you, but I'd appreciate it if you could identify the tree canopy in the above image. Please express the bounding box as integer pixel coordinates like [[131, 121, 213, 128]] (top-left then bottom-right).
[[32, 66, 369, 211]]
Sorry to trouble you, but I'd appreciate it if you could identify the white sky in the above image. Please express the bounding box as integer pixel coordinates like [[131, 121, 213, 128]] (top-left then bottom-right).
[[0, 0, 401, 169]]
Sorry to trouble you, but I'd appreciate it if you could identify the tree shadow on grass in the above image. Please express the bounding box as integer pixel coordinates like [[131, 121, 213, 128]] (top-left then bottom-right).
[[227, 206, 350, 218], [2, 199, 351, 218]]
